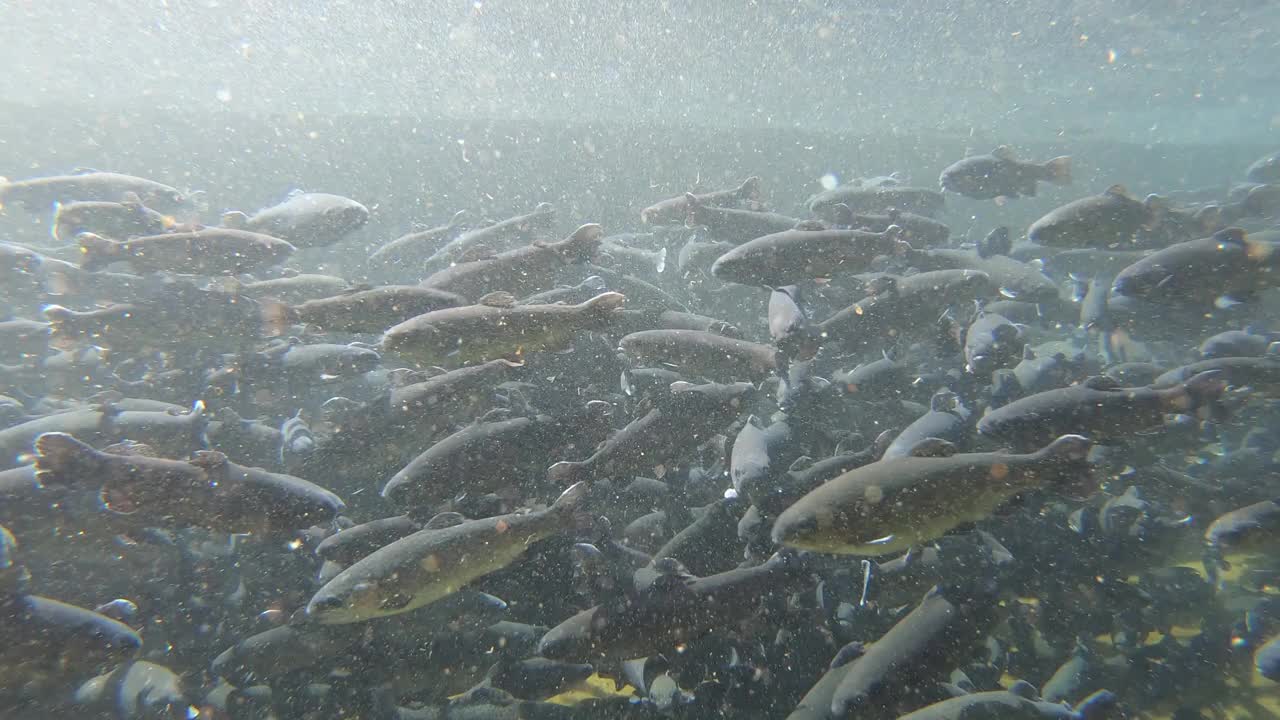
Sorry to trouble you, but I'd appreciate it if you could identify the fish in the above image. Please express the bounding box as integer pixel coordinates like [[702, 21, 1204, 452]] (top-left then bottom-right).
[[259, 284, 467, 336], [977, 373, 1228, 450], [381, 291, 626, 366], [33, 432, 344, 533], [1111, 228, 1279, 307], [828, 582, 1006, 717], [420, 223, 604, 300], [618, 329, 780, 382], [772, 435, 1093, 555], [425, 203, 556, 270], [367, 210, 469, 270], [77, 228, 295, 275], [50, 196, 172, 242], [640, 177, 761, 225], [710, 224, 908, 287], [223, 191, 369, 248], [0, 171, 188, 213], [1028, 185, 1164, 248], [940, 146, 1072, 200], [305, 481, 589, 624], [546, 381, 755, 485], [809, 184, 946, 219]]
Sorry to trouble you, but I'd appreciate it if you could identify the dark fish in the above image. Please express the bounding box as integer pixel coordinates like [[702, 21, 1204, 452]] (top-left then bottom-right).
[[306, 482, 588, 624], [367, 210, 468, 270], [78, 228, 294, 275], [1111, 228, 1278, 306], [710, 224, 907, 287], [50, 197, 172, 242], [1028, 185, 1163, 248], [832, 353, 911, 402], [381, 291, 626, 366], [547, 381, 755, 485], [421, 223, 604, 300], [828, 583, 1005, 717], [640, 177, 761, 225], [259, 284, 466, 337], [426, 203, 556, 269], [619, 329, 780, 382], [0, 171, 187, 213], [816, 270, 996, 352], [224, 192, 369, 248], [33, 432, 343, 533], [977, 373, 1227, 449], [772, 435, 1092, 555], [940, 146, 1072, 200], [381, 408, 608, 511], [809, 184, 945, 219], [684, 192, 801, 242], [1204, 498, 1280, 557]]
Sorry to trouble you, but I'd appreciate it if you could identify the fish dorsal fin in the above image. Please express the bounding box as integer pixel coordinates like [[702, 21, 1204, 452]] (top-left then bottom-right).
[[424, 511, 467, 530], [477, 291, 516, 308], [1009, 680, 1040, 699], [865, 275, 898, 296], [188, 449, 229, 472], [930, 390, 958, 412], [1103, 184, 1130, 199], [788, 455, 814, 472], [908, 438, 957, 458], [1212, 227, 1247, 246], [1082, 375, 1122, 391], [793, 219, 827, 231], [533, 202, 555, 214], [1021, 345, 1036, 361], [991, 145, 1017, 161], [102, 440, 157, 457], [457, 245, 497, 263], [220, 211, 249, 229]]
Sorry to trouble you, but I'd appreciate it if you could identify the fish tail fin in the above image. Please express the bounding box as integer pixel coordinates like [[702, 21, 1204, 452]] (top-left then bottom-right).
[[1042, 156, 1072, 185], [579, 291, 626, 319], [551, 481, 593, 531], [560, 223, 604, 262], [652, 245, 668, 274], [547, 460, 591, 486], [259, 298, 296, 337], [77, 232, 121, 271], [1041, 434, 1097, 500], [1073, 690, 1118, 720], [683, 192, 705, 228], [34, 432, 105, 486], [1179, 370, 1229, 421], [188, 400, 210, 448]]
